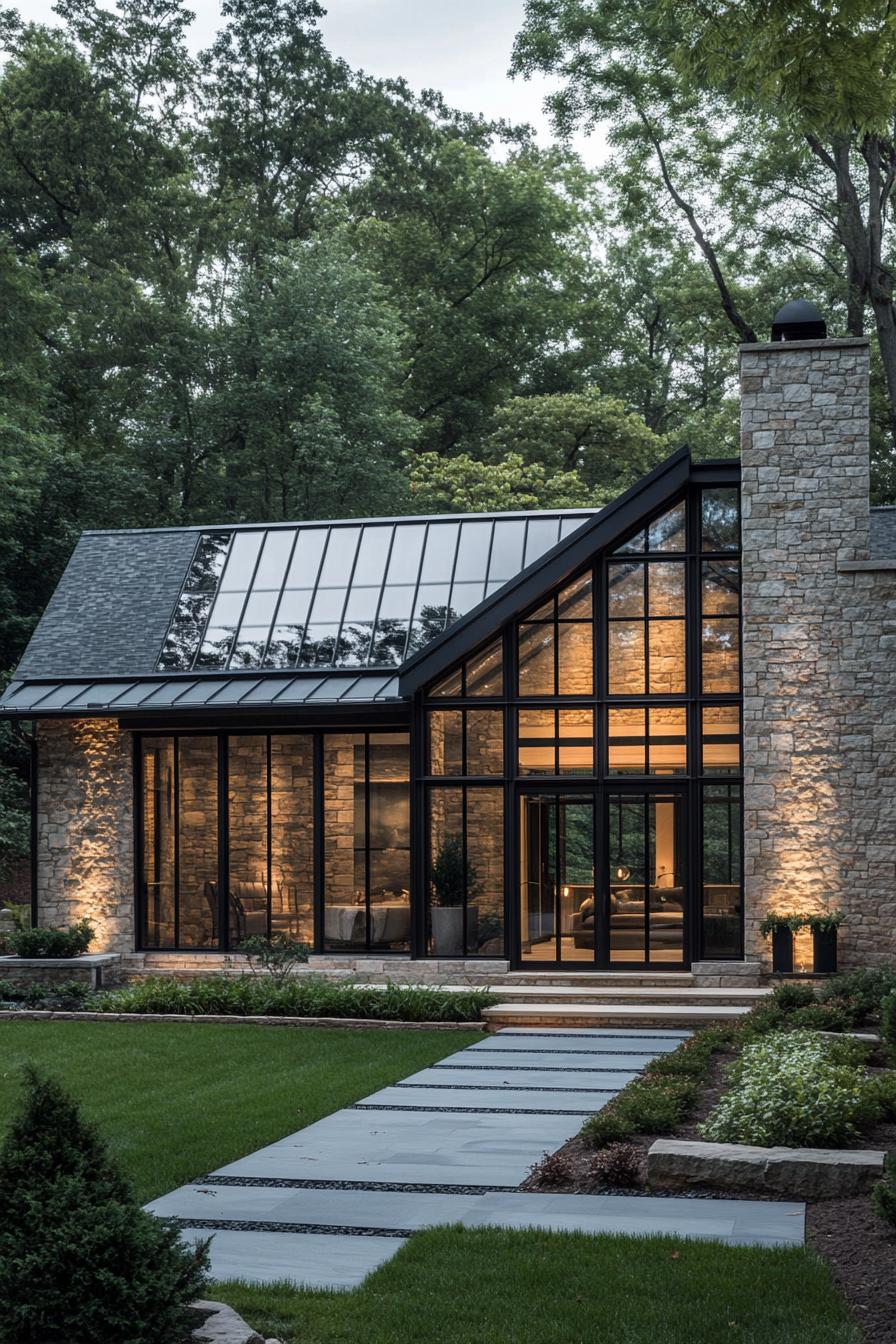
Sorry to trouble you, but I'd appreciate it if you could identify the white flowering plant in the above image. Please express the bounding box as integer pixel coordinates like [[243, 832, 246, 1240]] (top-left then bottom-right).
[[700, 1030, 878, 1148]]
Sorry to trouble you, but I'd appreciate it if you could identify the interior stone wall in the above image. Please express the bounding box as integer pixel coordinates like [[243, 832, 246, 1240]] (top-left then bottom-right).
[[35, 718, 134, 954], [740, 337, 896, 969]]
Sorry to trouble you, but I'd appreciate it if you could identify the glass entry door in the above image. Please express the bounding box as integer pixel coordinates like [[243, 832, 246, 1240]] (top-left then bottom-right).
[[607, 791, 685, 966], [519, 795, 595, 965], [516, 789, 687, 968]]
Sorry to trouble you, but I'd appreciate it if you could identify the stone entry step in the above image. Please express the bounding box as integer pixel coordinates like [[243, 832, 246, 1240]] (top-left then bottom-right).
[[483, 1003, 755, 1030], [472, 985, 771, 1006]]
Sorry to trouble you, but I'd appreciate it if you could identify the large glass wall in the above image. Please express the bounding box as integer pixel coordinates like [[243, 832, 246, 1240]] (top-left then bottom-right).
[[140, 730, 408, 952], [420, 483, 743, 967], [322, 732, 411, 952], [139, 736, 218, 949]]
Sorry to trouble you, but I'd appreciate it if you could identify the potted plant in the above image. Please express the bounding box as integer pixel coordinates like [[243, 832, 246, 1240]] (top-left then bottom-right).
[[807, 909, 844, 974], [759, 913, 804, 973], [430, 836, 478, 957]]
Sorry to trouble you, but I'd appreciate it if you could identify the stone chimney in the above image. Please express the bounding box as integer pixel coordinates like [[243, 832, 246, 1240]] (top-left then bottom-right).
[[738, 323, 888, 970]]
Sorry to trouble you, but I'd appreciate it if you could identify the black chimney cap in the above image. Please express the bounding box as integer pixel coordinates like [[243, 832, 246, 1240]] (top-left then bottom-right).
[[771, 299, 827, 342]]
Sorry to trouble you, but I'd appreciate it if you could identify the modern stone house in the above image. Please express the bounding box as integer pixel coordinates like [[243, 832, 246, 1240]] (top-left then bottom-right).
[[2, 312, 895, 980]]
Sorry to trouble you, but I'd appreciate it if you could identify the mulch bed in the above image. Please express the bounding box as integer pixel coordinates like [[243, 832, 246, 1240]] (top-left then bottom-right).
[[523, 1041, 896, 1344]]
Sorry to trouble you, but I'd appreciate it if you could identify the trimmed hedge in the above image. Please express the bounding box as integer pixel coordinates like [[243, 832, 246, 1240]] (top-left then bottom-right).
[[90, 975, 494, 1023], [8, 919, 94, 959]]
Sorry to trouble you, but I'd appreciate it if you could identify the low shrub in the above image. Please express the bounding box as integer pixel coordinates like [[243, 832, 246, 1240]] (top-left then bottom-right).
[[9, 919, 94, 959], [700, 1030, 877, 1148], [873, 1154, 896, 1227], [588, 1142, 642, 1189], [865, 1070, 896, 1122], [614, 1074, 698, 1134], [580, 1110, 634, 1149], [771, 982, 816, 1011], [881, 991, 896, 1057], [0, 1066, 208, 1344], [529, 1150, 573, 1187], [818, 966, 896, 1017], [92, 975, 494, 1023]]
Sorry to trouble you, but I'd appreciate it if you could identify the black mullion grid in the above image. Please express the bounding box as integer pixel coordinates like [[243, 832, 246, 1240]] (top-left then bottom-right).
[[294, 530, 331, 668], [367, 526, 399, 669], [553, 794, 561, 963], [312, 733, 325, 955], [224, 532, 268, 671], [364, 733, 372, 952], [266, 734, 273, 940], [461, 783, 468, 958], [260, 528, 301, 668], [190, 533, 235, 671], [218, 732, 229, 953], [172, 735, 181, 949]]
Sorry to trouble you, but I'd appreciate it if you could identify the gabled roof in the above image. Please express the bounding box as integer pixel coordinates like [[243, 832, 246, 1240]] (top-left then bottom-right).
[[0, 449, 743, 721]]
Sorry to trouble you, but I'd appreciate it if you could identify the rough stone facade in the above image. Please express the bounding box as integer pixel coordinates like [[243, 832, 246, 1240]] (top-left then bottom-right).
[[740, 337, 896, 970], [36, 718, 134, 954]]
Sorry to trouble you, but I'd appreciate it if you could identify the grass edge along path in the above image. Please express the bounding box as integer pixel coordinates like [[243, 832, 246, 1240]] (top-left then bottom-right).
[[0, 1020, 480, 1203], [218, 1225, 860, 1344]]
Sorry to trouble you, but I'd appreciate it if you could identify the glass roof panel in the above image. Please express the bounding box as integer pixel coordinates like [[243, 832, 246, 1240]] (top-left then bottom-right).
[[453, 521, 493, 582], [524, 518, 561, 566], [220, 531, 264, 590], [420, 523, 459, 582], [156, 511, 596, 674], [285, 529, 327, 587], [253, 530, 294, 589], [385, 524, 425, 583], [488, 519, 526, 582], [318, 527, 361, 588]]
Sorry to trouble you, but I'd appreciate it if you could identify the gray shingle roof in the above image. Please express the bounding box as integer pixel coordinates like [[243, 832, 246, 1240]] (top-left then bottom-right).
[[15, 528, 198, 679]]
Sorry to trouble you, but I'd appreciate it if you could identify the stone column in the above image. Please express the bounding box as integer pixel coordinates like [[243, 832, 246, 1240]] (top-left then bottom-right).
[[36, 718, 135, 954], [739, 336, 885, 969]]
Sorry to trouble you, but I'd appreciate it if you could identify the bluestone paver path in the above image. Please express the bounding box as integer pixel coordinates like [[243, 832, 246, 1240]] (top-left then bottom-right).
[[147, 1027, 805, 1289]]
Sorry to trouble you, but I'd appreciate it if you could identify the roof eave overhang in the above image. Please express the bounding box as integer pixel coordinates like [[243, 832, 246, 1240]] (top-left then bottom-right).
[[397, 450, 740, 697]]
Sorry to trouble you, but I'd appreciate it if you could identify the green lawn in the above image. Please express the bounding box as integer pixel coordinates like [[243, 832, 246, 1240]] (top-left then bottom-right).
[[218, 1227, 860, 1344], [0, 1020, 479, 1201]]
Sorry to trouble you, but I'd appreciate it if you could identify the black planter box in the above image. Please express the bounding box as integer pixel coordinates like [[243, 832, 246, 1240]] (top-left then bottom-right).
[[812, 928, 838, 975], [772, 927, 794, 973]]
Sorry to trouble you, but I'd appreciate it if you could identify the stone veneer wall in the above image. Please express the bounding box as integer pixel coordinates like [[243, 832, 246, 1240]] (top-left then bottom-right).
[[36, 718, 134, 954], [740, 337, 896, 969]]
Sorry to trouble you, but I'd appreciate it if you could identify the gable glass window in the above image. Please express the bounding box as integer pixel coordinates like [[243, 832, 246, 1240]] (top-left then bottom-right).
[[428, 709, 503, 776], [606, 558, 686, 695], [430, 638, 503, 698], [518, 574, 593, 696], [607, 706, 687, 775], [518, 707, 594, 775]]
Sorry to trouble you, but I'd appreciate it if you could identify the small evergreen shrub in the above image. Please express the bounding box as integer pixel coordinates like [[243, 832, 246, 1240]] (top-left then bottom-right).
[[873, 1155, 896, 1227], [9, 919, 94, 959], [700, 1030, 876, 1147], [580, 1110, 634, 1148], [865, 1070, 896, 1122], [588, 1142, 642, 1188], [0, 1067, 208, 1344]]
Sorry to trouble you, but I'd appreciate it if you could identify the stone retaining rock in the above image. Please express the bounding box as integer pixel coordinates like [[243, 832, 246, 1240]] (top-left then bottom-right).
[[191, 1298, 282, 1344], [648, 1138, 885, 1198]]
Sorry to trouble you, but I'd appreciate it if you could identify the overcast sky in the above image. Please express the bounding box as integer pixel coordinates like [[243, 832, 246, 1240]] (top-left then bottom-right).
[[22, 0, 604, 163]]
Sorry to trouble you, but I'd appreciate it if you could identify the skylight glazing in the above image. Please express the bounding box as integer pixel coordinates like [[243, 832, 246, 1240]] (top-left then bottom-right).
[[158, 513, 591, 673]]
